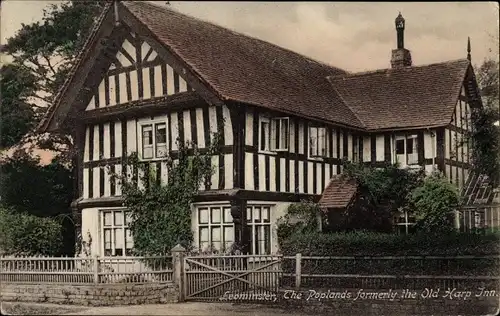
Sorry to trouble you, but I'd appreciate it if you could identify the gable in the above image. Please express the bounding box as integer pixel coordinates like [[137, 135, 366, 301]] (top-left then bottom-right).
[[85, 32, 191, 111]]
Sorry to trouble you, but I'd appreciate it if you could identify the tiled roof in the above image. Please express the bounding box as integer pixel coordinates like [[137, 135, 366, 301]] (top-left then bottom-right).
[[327, 59, 470, 130], [38, 1, 471, 133], [319, 175, 359, 209], [121, 1, 364, 128]]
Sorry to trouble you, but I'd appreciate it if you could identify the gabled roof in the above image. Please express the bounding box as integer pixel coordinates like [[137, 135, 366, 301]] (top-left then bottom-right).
[[39, 1, 474, 134], [319, 175, 359, 209], [327, 59, 471, 131]]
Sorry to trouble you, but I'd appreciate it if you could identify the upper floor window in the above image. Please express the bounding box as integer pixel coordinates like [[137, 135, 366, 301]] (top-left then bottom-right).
[[309, 126, 328, 158], [141, 122, 167, 159], [395, 134, 418, 165], [260, 117, 289, 152]]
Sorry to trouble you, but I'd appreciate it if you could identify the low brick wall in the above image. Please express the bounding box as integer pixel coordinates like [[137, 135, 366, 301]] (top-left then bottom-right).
[[0, 282, 178, 306], [270, 288, 500, 316]]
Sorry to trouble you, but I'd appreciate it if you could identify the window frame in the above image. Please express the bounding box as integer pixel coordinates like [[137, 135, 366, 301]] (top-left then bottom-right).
[[196, 205, 234, 253], [394, 210, 416, 235], [309, 125, 328, 158], [100, 209, 133, 257], [139, 120, 168, 161], [246, 205, 273, 255], [259, 116, 290, 153], [394, 134, 419, 166]]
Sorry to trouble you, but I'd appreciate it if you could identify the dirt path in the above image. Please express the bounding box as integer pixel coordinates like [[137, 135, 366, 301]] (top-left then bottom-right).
[[2, 302, 309, 316]]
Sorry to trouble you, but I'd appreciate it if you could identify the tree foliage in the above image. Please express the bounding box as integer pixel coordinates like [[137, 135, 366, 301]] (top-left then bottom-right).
[[112, 135, 220, 256], [0, 207, 64, 256], [277, 201, 322, 243], [1, 1, 105, 159], [0, 149, 75, 255], [468, 37, 500, 185], [409, 173, 461, 232]]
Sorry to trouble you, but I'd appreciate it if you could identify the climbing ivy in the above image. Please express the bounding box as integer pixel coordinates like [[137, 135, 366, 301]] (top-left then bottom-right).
[[277, 200, 323, 244], [110, 133, 221, 256]]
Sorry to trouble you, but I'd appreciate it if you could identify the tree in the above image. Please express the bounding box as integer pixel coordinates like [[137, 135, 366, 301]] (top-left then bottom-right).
[[1, 1, 106, 160], [0, 150, 75, 255], [469, 35, 500, 185]]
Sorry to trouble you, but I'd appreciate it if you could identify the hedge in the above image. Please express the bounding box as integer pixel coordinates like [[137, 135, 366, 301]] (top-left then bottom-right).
[[279, 230, 500, 256]]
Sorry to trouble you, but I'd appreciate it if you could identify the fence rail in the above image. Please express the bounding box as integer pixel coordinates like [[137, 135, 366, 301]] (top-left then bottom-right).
[[1, 252, 499, 295], [0, 255, 173, 284]]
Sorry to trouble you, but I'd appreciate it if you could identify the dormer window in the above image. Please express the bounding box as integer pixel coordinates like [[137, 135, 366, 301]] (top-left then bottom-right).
[[259, 117, 289, 152], [141, 122, 168, 160]]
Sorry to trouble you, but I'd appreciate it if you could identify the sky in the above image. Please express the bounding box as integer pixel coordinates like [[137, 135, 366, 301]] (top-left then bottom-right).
[[1, 1, 499, 72], [0, 1, 499, 162]]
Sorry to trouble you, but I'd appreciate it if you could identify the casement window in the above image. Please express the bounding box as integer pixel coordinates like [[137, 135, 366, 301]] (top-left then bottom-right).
[[394, 210, 416, 235], [197, 206, 234, 252], [196, 205, 272, 255], [395, 134, 418, 165], [260, 117, 289, 152], [141, 122, 167, 159], [101, 209, 133, 256], [309, 126, 327, 158], [246, 205, 272, 255]]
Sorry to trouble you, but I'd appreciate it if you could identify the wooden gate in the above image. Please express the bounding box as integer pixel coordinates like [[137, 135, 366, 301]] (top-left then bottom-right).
[[183, 254, 282, 302]]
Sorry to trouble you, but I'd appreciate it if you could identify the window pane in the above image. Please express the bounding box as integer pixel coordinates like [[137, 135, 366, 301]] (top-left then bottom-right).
[[253, 207, 261, 223], [406, 138, 414, 154], [262, 207, 270, 223], [143, 146, 153, 159], [199, 227, 209, 243], [104, 229, 112, 250], [103, 212, 112, 226], [125, 212, 132, 225], [211, 227, 221, 242], [114, 211, 124, 226], [270, 120, 277, 150], [260, 122, 269, 151], [223, 226, 234, 250], [275, 120, 281, 150], [280, 119, 288, 149], [264, 226, 271, 254], [142, 125, 153, 145], [254, 224, 260, 254], [156, 143, 167, 158], [198, 208, 209, 224], [246, 207, 252, 222], [155, 123, 167, 144], [211, 207, 221, 224], [395, 139, 405, 155], [125, 228, 134, 249], [114, 228, 124, 248], [223, 207, 233, 223], [310, 127, 318, 156]]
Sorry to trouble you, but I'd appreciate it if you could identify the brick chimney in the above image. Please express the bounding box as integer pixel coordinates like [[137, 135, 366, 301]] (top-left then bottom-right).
[[391, 12, 412, 68]]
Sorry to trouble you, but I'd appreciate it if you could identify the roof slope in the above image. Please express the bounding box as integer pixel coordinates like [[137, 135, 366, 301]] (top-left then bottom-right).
[[122, 1, 363, 128], [327, 59, 471, 130], [319, 175, 358, 209]]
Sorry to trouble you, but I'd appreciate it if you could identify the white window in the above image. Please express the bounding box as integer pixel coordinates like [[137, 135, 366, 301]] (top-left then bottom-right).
[[101, 209, 133, 256], [260, 117, 289, 152], [141, 122, 168, 160], [309, 126, 328, 158], [197, 206, 234, 252], [394, 210, 416, 235], [246, 205, 272, 255], [395, 134, 418, 165]]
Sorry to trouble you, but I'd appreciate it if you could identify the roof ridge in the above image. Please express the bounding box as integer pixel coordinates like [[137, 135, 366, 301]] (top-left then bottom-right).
[[327, 58, 470, 80], [129, 1, 346, 73]]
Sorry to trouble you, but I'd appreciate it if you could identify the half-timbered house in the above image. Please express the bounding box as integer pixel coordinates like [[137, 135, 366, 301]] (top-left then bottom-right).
[[38, 2, 484, 256]]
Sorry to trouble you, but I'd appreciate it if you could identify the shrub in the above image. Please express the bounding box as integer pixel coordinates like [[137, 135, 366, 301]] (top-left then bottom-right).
[[409, 173, 461, 232], [277, 201, 322, 243], [0, 207, 63, 256]]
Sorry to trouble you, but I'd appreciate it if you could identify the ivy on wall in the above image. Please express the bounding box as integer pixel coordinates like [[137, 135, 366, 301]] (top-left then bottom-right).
[[109, 132, 221, 256]]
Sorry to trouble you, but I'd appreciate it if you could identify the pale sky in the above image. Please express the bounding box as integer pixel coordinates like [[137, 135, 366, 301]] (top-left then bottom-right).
[[1, 1, 499, 72]]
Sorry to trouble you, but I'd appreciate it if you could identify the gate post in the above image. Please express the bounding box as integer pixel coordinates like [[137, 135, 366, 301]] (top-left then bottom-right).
[[171, 244, 186, 302]]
